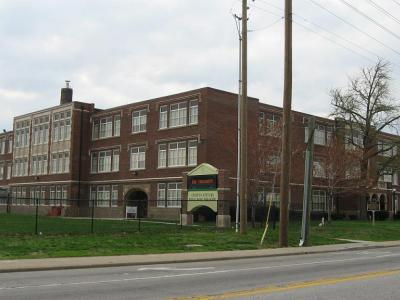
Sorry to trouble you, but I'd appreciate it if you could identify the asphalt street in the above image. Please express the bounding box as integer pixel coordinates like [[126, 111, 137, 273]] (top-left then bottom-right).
[[1, 246, 400, 299]]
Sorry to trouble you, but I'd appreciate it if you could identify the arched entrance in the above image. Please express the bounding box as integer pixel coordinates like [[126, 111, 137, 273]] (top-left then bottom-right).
[[367, 194, 379, 211], [126, 190, 148, 218], [192, 206, 217, 223]]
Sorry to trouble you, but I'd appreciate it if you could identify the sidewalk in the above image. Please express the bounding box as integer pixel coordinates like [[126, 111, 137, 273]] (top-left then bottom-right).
[[1, 240, 400, 273]]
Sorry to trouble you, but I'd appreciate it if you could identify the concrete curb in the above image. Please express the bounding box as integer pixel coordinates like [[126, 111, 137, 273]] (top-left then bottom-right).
[[1, 241, 400, 273]]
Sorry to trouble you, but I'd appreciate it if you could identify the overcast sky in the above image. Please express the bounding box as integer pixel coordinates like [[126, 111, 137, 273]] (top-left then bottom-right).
[[1, 0, 399, 131]]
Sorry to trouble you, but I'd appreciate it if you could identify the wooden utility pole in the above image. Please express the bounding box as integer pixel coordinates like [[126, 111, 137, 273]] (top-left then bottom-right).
[[239, 0, 248, 234], [279, 0, 293, 247]]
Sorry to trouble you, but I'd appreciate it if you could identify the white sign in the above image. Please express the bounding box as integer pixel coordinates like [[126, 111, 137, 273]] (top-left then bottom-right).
[[126, 206, 137, 218]]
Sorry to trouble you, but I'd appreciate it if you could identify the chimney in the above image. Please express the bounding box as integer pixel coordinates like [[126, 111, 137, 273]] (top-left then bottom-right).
[[60, 80, 73, 105]]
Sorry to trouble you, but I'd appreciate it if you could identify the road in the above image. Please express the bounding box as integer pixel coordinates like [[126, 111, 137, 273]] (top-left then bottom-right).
[[1, 246, 400, 299]]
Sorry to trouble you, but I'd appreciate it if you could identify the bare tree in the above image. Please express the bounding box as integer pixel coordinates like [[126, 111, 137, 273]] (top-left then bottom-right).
[[330, 60, 400, 219]]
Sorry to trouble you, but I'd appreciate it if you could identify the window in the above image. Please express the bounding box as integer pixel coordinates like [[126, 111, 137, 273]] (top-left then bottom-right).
[[31, 155, 48, 175], [0, 163, 4, 180], [92, 121, 99, 140], [167, 183, 181, 208], [189, 100, 198, 124], [188, 140, 197, 166], [52, 111, 71, 142], [312, 190, 326, 211], [159, 105, 168, 129], [305, 124, 333, 146], [112, 149, 120, 171], [91, 149, 119, 173], [168, 141, 186, 167], [158, 144, 167, 168], [99, 117, 113, 139], [132, 109, 147, 133], [114, 115, 121, 137], [90, 185, 117, 207], [15, 121, 30, 148], [170, 102, 187, 127], [378, 141, 396, 157], [266, 192, 280, 208], [98, 150, 112, 173], [111, 185, 118, 207], [313, 161, 326, 178], [7, 164, 11, 179], [345, 129, 363, 150], [0, 138, 5, 154], [8, 137, 13, 153], [13, 158, 28, 177], [157, 183, 166, 207], [32, 116, 50, 145], [50, 152, 70, 174], [130, 146, 146, 170]]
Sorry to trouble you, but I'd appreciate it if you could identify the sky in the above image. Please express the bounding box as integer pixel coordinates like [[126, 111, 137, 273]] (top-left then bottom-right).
[[1, 0, 400, 131]]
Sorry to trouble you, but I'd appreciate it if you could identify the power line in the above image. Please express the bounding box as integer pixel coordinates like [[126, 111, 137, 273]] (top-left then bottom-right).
[[391, 0, 400, 7], [248, 17, 284, 32], [338, 0, 400, 41], [293, 20, 375, 63], [308, 0, 400, 57], [365, 0, 400, 25]]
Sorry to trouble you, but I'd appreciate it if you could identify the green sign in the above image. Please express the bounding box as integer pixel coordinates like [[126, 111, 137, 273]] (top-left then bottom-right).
[[187, 163, 218, 213]]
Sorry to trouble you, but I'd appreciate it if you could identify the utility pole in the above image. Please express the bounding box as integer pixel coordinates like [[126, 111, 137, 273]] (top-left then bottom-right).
[[279, 0, 293, 247], [240, 0, 248, 234], [300, 117, 315, 247], [233, 14, 242, 233]]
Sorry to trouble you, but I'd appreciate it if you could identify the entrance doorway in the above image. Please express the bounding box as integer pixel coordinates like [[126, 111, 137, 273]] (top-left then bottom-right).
[[126, 190, 148, 218], [192, 206, 217, 223]]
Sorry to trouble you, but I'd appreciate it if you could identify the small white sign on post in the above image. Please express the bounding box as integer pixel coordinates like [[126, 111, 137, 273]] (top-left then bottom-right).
[[126, 206, 138, 219]]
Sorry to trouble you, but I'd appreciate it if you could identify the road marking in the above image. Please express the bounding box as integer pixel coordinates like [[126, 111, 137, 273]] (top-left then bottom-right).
[[1, 253, 399, 291], [138, 267, 215, 271], [170, 269, 400, 300]]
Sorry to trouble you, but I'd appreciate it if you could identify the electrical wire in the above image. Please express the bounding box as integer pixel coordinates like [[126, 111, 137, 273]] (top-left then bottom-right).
[[248, 17, 284, 32], [338, 0, 400, 41], [308, 0, 400, 57], [365, 0, 400, 25]]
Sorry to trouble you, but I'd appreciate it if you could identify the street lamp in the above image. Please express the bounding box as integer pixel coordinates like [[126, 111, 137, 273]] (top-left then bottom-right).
[[392, 188, 397, 218]]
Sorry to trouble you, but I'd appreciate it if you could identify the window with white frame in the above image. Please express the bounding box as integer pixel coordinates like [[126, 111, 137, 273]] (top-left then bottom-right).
[[305, 124, 332, 146], [13, 158, 28, 177], [189, 100, 198, 125], [98, 150, 112, 173], [99, 116, 113, 139], [159, 105, 168, 129], [8, 136, 13, 153], [378, 141, 397, 157], [188, 140, 197, 166], [112, 149, 119, 171], [7, 164, 11, 179], [266, 192, 280, 207], [345, 163, 361, 179], [0, 138, 5, 154], [168, 141, 186, 167], [0, 163, 4, 180], [312, 190, 326, 211], [91, 149, 120, 174], [15, 120, 30, 148], [132, 109, 147, 133], [170, 102, 187, 127], [32, 116, 50, 145], [158, 144, 167, 168], [345, 129, 363, 150], [167, 183, 181, 208], [313, 161, 326, 178], [157, 183, 166, 207], [52, 111, 71, 142], [130, 146, 146, 170], [50, 152, 69, 174], [90, 185, 118, 207], [114, 115, 121, 137], [30, 155, 48, 175]]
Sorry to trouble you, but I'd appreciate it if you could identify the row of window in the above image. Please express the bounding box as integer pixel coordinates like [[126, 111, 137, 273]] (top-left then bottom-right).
[[263, 190, 327, 212], [157, 182, 182, 208], [91, 100, 199, 141], [0, 163, 12, 180], [89, 185, 119, 207], [0, 185, 69, 206]]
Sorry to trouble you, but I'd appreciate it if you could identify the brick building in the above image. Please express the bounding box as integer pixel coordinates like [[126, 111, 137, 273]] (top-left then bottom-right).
[[0, 83, 398, 223]]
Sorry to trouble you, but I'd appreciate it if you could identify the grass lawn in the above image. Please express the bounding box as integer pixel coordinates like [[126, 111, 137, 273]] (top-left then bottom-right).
[[0, 214, 400, 259]]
